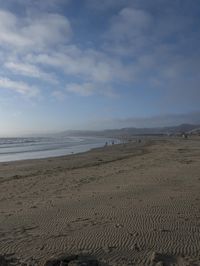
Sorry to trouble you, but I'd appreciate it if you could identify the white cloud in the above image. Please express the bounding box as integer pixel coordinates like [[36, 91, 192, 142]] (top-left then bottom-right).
[[115, 7, 152, 33], [101, 4, 200, 104], [0, 10, 30, 47], [0, 1, 199, 104], [0, 0, 71, 12], [0, 8, 71, 98], [26, 47, 134, 83], [0, 7, 135, 100], [0, 10, 71, 50], [104, 7, 154, 57], [4, 61, 58, 83], [0, 77, 39, 97]]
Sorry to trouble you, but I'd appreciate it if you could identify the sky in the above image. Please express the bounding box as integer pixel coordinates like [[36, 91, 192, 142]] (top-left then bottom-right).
[[0, 0, 200, 136]]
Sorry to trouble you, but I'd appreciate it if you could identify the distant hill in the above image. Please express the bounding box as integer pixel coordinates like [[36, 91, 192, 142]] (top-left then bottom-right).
[[58, 124, 200, 138]]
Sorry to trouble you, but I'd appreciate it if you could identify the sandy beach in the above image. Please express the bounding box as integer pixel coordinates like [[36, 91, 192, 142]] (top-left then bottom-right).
[[0, 137, 200, 265]]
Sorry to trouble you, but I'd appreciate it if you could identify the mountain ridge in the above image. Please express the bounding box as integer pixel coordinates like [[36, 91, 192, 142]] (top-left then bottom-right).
[[57, 123, 200, 137]]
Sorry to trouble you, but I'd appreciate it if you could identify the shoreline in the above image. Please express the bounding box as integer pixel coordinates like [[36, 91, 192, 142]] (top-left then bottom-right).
[[0, 136, 122, 164], [0, 137, 142, 166], [0, 137, 200, 265]]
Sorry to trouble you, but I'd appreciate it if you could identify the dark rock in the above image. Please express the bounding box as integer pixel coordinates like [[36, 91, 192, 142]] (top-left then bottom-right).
[[0, 255, 8, 266], [44, 255, 100, 266], [68, 259, 99, 265]]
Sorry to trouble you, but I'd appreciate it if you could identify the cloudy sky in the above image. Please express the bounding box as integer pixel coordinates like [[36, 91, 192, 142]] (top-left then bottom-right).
[[0, 0, 200, 136]]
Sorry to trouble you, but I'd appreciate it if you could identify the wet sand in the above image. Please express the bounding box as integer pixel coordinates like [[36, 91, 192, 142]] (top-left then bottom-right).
[[0, 137, 200, 265]]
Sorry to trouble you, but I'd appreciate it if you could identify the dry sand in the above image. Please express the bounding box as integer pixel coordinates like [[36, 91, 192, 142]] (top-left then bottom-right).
[[0, 137, 200, 265]]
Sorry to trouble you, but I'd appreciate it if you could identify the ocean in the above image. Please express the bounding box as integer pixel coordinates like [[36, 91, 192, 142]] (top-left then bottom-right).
[[0, 136, 118, 162]]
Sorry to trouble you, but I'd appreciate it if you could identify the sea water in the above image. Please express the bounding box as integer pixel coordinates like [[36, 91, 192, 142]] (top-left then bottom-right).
[[0, 136, 118, 162]]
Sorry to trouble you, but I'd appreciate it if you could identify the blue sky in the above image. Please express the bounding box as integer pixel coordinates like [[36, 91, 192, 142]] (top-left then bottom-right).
[[0, 0, 200, 136]]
